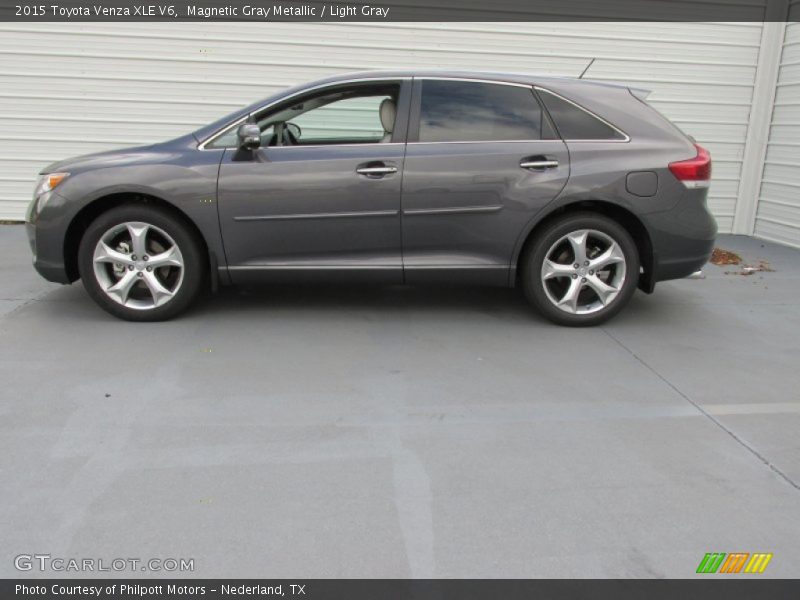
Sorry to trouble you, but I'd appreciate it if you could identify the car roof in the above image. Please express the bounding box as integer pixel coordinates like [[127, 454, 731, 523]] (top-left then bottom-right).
[[310, 69, 639, 92]]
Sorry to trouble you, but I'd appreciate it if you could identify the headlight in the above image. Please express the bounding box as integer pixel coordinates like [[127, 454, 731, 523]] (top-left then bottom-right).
[[34, 172, 69, 198]]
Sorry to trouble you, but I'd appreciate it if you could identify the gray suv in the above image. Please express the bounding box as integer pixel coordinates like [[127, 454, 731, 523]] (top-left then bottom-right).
[[26, 70, 716, 326]]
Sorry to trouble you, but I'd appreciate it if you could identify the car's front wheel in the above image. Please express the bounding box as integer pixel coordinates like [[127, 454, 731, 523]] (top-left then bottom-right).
[[521, 212, 640, 326], [77, 204, 206, 321]]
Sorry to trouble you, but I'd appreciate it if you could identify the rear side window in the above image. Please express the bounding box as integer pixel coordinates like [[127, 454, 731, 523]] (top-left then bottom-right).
[[537, 88, 627, 141], [418, 80, 555, 143]]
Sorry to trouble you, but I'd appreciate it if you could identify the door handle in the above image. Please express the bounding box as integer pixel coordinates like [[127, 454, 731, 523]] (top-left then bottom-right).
[[356, 166, 398, 175], [520, 159, 559, 170], [356, 162, 397, 177]]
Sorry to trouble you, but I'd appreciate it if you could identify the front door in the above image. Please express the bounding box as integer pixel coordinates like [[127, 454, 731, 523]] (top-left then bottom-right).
[[216, 80, 410, 282]]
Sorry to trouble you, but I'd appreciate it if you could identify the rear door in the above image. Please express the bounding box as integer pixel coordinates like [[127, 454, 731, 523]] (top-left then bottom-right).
[[401, 78, 570, 284]]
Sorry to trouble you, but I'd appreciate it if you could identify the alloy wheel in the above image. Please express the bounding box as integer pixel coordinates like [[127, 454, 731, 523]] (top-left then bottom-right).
[[92, 221, 185, 310], [540, 228, 627, 315]]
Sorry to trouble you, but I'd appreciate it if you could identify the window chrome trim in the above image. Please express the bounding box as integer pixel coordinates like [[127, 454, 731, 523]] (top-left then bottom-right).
[[534, 86, 631, 143], [264, 143, 404, 150], [417, 76, 535, 89], [406, 139, 558, 146], [199, 76, 631, 149], [198, 76, 412, 150]]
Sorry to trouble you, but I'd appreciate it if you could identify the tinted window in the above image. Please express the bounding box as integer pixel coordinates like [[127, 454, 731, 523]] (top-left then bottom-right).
[[537, 89, 626, 141], [418, 80, 549, 142]]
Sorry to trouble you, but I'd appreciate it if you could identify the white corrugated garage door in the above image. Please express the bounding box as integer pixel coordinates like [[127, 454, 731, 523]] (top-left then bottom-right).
[[0, 22, 763, 230], [757, 15, 800, 248]]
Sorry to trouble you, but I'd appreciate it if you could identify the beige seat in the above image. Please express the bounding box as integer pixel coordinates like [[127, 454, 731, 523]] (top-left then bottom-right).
[[379, 98, 396, 142]]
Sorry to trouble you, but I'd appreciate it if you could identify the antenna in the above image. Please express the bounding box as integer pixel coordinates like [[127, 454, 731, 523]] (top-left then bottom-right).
[[578, 58, 596, 79]]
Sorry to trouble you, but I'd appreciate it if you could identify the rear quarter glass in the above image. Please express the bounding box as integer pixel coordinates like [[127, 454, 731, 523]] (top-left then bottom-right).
[[537, 88, 626, 140]]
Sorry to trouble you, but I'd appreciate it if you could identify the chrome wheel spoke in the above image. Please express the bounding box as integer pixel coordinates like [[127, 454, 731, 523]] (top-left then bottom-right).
[[93, 241, 132, 266], [92, 220, 184, 311], [148, 245, 182, 269], [540, 228, 628, 316], [566, 230, 588, 265], [126, 223, 150, 258], [542, 259, 574, 280], [106, 270, 138, 304], [589, 242, 625, 271], [585, 274, 619, 306], [557, 277, 583, 313], [142, 271, 174, 307]]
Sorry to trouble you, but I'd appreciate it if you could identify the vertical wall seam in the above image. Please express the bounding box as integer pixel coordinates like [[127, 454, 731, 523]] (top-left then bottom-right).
[[732, 2, 789, 235]]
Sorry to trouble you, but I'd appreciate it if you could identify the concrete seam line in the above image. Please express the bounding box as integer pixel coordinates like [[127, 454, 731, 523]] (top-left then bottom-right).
[[601, 327, 800, 494], [0, 289, 56, 331]]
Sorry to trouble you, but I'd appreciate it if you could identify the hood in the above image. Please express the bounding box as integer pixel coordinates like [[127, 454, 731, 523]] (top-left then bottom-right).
[[40, 134, 197, 175]]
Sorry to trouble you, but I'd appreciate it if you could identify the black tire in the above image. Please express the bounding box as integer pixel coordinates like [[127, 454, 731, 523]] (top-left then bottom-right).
[[521, 212, 640, 327], [77, 204, 206, 321]]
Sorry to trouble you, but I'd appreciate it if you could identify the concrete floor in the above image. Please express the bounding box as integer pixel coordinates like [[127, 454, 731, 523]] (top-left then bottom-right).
[[0, 225, 798, 578]]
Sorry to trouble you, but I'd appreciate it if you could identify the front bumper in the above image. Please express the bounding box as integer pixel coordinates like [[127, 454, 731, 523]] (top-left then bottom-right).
[[26, 221, 72, 284]]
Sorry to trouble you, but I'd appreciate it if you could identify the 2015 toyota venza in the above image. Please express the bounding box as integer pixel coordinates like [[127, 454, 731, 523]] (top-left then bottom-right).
[[26, 70, 716, 326]]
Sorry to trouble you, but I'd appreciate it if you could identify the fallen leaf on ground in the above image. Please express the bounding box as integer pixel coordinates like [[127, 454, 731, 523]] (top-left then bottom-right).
[[710, 248, 742, 265]]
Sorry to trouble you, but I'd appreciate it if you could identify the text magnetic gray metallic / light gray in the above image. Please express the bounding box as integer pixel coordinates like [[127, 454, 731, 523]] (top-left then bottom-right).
[[25, 70, 717, 325]]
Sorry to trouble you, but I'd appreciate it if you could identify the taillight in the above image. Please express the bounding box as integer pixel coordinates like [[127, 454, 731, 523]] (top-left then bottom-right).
[[668, 144, 711, 188]]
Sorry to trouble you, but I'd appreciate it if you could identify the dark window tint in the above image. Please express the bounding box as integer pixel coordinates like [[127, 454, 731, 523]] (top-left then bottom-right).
[[418, 80, 551, 142], [538, 89, 626, 140]]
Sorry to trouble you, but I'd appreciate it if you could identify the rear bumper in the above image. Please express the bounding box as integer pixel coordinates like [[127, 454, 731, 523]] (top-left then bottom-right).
[[643, 189, 717, 283], [654, 240, 715, 282]]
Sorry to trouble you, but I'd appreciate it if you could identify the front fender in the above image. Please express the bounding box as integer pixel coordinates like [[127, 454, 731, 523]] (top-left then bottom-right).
[[29, 151, 228, 284]]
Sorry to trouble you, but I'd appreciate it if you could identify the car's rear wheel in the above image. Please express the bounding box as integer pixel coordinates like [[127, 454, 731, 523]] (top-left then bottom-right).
[[77, 205, 206, 321], [521, 212, 639, 326]]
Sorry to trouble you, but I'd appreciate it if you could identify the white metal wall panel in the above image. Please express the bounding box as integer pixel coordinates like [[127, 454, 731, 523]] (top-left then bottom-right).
[[757, 8, 800, 248], [0, 21, 763, 230]]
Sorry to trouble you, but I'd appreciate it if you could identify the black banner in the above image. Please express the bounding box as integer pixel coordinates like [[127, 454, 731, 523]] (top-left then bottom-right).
[[4, 579, 800, 599], [0, 0, 794, 22]]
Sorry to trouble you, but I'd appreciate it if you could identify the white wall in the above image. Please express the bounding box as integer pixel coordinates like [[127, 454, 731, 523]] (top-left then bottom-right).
[[757, 16, 800, 248], [0, 22, 765, 231]]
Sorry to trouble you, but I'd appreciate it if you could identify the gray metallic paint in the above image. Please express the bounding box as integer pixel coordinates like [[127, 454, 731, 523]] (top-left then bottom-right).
[[27, 135, 229, 285], [218, 143, 406, 282], [25, 69, 716, 292], [401, 139, 570, 286]]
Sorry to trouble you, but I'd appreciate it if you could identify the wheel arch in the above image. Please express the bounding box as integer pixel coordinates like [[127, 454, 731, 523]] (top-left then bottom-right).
[[63, 192, 211, 284], [512, 200, 655, 293]]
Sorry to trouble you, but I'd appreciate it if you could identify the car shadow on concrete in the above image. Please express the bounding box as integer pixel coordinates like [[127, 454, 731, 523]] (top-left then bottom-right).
[[31, 278, 680, 329]]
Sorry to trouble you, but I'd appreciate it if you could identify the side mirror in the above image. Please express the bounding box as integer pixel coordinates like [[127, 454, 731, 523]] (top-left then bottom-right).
[[237, 123, 261, 150]]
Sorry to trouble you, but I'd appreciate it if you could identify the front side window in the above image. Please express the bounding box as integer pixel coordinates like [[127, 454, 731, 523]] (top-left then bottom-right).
[[417, 80, 551, 143], [289, 94, 391, 143], [206, 82, 400, 148]]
